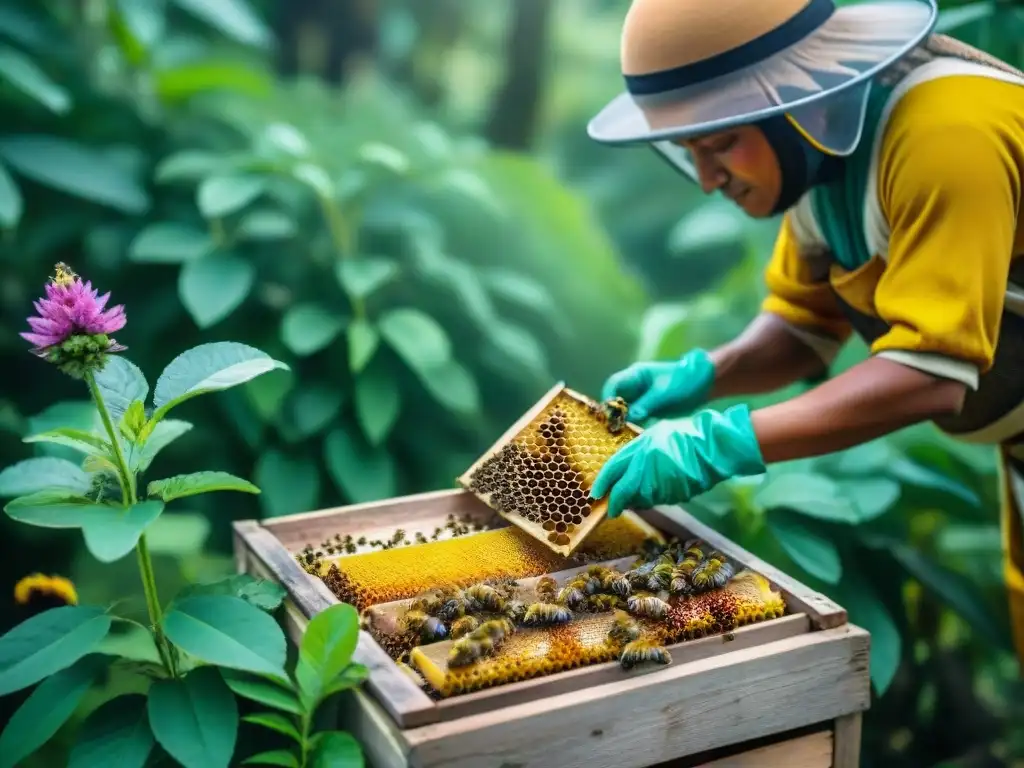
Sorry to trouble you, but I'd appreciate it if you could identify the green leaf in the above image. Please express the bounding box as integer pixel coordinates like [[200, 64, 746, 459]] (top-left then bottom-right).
[[93, 357, 149, 426], [242, 713, 301, 742], [887, 542, 1009, 648], [145, 511, 210, 556], [286, 384, 344, 440], [311, 732, 363, 768], [835, 477, 901, 522], [243, 750, 299, 767], [378, 307, 451, 374], [115, 0, 165, 48], [280, 304, 346, 357], [833, 573, 901, 696], [346, 319, 379, 372], [936, 1, 993, 33], [4, 491, 100, 528], [486, 324, 549, 379], [129, 222, 213, 263], [221, 671, 302, 715], [81, 500, 165, 563], [147, 667, 238, 768], [0, 605, 112, 696], [416, 358, 480, 416], [299, 603, 359, 679], [68, 693, 155, 768], [152, 342, 289, 419], [254, 449, 320, 518], [237, 209, 296, 241], [197, 173, 265, 218], [24, 427, 111, 457], [130, 419, 193, 473], [766, 511, 842, 585], [322, 662, 369, 698], [179, 252, 255, 328], [324, 428, 397, 503], [0, 135, 148, 213], [0, 457, 91, 497], [753, 472, 857, 523], [155, 150, 227, 183], [0, 158, 22, 228], [120, 400, 147, 441], [155, 61, 272, 102], [176, 574, 286, 612], [0, 654, 107, 768], [147, 471, 259, 502], [163, 595, 287, 678], [172, 0, 272, 47], [354, 369, 400, 445], [335, 257, 399, 300], [0, 44, 70, 114]]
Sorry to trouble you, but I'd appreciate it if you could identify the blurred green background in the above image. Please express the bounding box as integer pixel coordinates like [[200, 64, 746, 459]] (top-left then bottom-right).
[[0, 0, 1022, 765]]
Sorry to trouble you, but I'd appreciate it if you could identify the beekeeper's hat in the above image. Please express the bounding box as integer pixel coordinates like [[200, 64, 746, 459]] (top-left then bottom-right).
[[588, 0, 937, 173]]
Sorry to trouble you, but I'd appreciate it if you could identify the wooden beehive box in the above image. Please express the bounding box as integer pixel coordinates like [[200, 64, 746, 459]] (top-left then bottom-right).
[[234, 487, 870, 768]]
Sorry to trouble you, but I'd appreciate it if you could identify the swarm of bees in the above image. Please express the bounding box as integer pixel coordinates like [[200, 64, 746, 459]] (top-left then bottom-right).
[[394, 537, 736, 674]]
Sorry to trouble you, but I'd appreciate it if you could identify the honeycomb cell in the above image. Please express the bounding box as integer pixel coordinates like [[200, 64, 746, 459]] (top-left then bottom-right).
[[461, 389, 640, 556], [303, 512, 664, 611], [410, 568, 785, 697]]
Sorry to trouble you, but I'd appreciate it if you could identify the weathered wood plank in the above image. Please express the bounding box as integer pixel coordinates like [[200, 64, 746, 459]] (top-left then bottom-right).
[[430, 614, 811, 721], [693, 729, 833, 768], [260, 488, 501, 552], [235, 520, 440, 729], [402, 624, 871, 768], [832, 713, 863, 768], [643, 506, 848, 629]]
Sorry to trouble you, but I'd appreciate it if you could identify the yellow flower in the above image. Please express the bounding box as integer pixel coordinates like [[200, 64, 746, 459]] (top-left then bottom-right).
[[14, 573, 78, 606]]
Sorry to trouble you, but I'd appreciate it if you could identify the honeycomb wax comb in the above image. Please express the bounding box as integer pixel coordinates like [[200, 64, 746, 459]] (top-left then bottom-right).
[[457, 383, 642, 557]]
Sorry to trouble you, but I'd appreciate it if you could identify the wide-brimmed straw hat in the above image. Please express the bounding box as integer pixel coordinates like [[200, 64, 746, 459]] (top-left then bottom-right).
[[588, 0, 937, 175]]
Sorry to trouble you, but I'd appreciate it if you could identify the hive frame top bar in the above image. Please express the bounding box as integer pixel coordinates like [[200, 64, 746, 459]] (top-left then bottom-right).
[[456, 382, 643, 557]]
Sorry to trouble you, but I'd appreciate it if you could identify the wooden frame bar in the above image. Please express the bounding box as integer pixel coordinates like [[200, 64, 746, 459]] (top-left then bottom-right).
[[234, 487, 870, 767]]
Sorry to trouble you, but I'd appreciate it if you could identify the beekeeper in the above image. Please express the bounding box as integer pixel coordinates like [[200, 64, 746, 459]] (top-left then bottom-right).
[[586, 0, 1024, 665]]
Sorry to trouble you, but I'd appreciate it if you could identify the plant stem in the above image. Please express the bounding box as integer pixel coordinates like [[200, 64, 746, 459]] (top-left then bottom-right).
[[85, 370, 178, 677]]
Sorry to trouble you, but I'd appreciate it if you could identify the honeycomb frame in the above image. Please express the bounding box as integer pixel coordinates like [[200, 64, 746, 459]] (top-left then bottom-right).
[[409, 570, 787, 698], [457, 383, 642, 557]]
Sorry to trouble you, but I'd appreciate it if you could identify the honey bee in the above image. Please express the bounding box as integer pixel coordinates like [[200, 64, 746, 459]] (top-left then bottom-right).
[[52, 261, 78, 286], [438, 597, 466, 622], [536, 576, 558, 602], [478, 617, 516, 640], [410, 593, 444, 616], [604, 396, 630, 433], [626, 594, 669, 620], [464, 584, 505, 613], [557, 583, 586, 609], [447, 618, 515, 667], [450, 615, 480, 639], [607, 573, 632, 597], [585, 594, 621, 612], [669, 569, 692, 595], [522, 602, 573, 626], [691, 555, 735, 592], [448, 634, 494, 667], [607, 611, 642, 645], [619, 640, 672, 670], [504, 600, 527, 623], [401, 609, 448, 642]]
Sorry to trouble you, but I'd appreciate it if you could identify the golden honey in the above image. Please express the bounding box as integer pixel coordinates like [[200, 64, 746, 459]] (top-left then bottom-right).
[[410, 569, 786, 697], [461, 388, 640, 555], [309, 512, 663, 611]]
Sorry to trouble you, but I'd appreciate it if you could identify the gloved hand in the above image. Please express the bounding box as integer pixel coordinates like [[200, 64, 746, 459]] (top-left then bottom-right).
[[600, 348, 716, 424], [589, 404, 765, 519]]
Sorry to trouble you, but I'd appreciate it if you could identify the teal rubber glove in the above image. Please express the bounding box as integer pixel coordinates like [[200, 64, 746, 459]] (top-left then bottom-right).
[[589, 404, 766, 519], [600, 348, 715, 424]]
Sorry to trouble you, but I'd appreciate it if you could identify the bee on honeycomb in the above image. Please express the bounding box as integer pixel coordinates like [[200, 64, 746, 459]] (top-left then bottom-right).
[[460, 389, 641, 556]]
